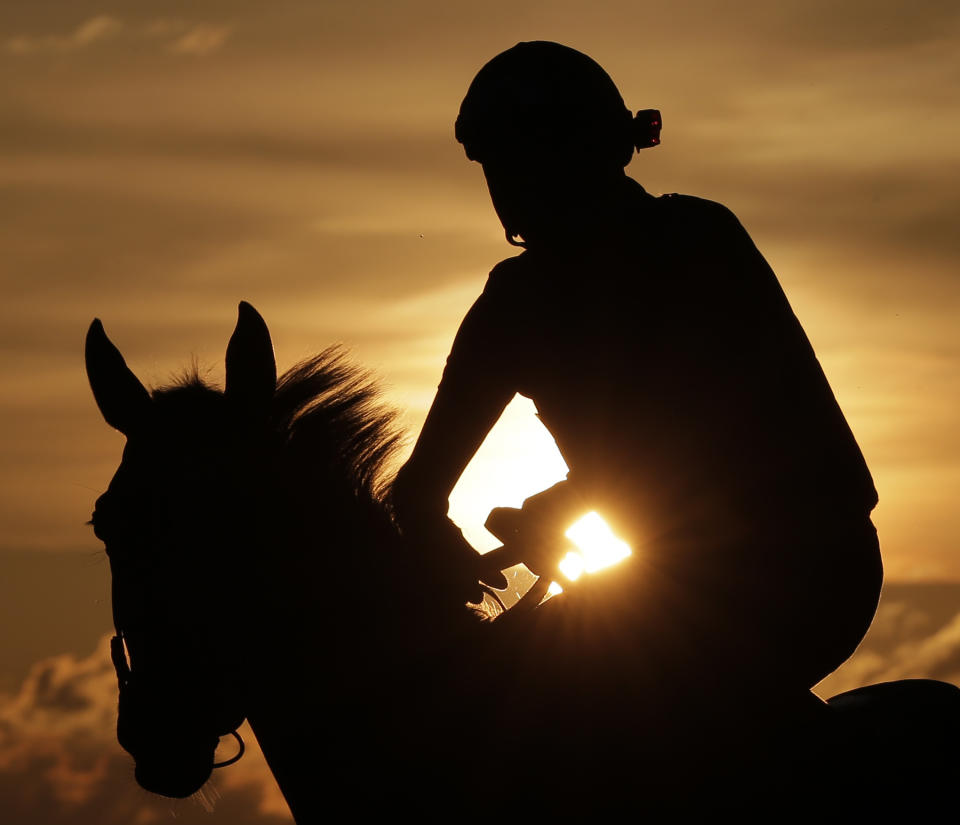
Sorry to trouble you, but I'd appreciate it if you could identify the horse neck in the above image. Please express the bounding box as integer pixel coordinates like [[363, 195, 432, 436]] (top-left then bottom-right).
[[236, 483, 494, 818], [234, 474, 404, 816]]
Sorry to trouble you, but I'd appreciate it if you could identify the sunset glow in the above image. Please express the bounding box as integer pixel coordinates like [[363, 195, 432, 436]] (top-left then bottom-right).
[[564, 511, 632, 575], [447, 403, 632, 602], [3, 3, 959, 821], [448, 395, 570, 552], [552, 512, 633, 594], [557, 551, 585, 581]]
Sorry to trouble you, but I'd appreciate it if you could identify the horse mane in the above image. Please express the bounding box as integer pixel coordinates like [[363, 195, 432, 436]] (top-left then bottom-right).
[[149, 347, 402, 506], [269, 346, 403, 504], [149, 347, 499, 618]]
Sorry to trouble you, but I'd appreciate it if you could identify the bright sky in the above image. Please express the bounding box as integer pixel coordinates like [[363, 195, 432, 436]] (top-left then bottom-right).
[[2, 1, 957, 581], [0, 4, 959, 820]]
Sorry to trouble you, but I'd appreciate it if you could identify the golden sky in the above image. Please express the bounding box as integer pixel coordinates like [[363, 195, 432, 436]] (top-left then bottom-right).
[[0, 2, 958, 821], [2, 0, 957, 576]]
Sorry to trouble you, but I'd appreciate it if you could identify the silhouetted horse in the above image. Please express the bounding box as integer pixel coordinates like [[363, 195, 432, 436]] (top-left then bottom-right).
[[86, 303, 959, 820]]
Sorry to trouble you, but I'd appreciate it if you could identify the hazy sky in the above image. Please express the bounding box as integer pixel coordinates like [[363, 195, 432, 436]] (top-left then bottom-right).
[[2, 0, 957, 577], [0, 1, 958, 820]]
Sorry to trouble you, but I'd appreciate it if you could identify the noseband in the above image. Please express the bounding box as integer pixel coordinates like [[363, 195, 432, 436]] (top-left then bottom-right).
[[109, 566, 246, 772]]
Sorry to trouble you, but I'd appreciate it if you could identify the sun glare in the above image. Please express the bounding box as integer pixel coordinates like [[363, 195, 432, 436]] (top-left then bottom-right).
[[448, 395, 569, 552], [564, 511, 632, 575], [547, 514, 632, 596], [446, 397, 632, 603], [558, 550, 586, 581]]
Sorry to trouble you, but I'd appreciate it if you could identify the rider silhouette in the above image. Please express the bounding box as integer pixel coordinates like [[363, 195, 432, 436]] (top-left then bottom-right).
[[392, 41, 882, 690]]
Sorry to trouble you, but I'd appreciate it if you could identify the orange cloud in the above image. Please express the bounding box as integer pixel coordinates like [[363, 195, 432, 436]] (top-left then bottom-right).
[[816, 583, 960, 698], [3, 16, 231, 57], [0, 637, 291, 823], [169, 25, 233, 57], [3, 16, 123, 55]]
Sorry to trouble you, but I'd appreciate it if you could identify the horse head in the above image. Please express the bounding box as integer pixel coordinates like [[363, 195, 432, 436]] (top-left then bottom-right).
[[85, 302, 275, 798], [86, 302, 495, 816]]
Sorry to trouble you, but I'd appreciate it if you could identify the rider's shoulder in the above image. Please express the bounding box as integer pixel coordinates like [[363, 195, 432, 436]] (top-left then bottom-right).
[[654, 193, 743, 230], [489, 252, 532, 279], [484, 252, 535, 295]]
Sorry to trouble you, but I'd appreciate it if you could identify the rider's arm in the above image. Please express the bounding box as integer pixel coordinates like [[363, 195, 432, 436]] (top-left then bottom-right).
[[391, 259, 522, 532]]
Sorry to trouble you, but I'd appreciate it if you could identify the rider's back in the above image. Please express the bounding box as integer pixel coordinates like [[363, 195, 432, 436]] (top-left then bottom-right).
[[454, 183, 876, 533], [443, 181, 881, 686]]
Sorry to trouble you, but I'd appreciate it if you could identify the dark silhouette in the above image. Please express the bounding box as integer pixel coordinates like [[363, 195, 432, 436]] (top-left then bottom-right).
[[392, 41, 882, 694], [86, 304, 959, 819]]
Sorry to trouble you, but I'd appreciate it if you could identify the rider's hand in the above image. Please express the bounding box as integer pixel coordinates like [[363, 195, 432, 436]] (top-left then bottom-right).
[[402, 514, 508, 605], [483, 490, 578, 578]]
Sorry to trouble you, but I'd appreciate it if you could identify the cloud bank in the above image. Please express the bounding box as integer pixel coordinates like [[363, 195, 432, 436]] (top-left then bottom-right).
[[0, 637, 292, 824]]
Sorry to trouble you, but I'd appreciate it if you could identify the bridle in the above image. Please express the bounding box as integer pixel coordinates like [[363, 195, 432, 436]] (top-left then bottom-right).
[[109, 633, 245, 769], [107, 547, 247, 771]]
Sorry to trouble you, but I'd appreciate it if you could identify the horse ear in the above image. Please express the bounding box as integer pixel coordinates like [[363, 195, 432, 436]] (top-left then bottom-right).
[[224, 302, 276, 420], [85, 320, 151, 436]]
